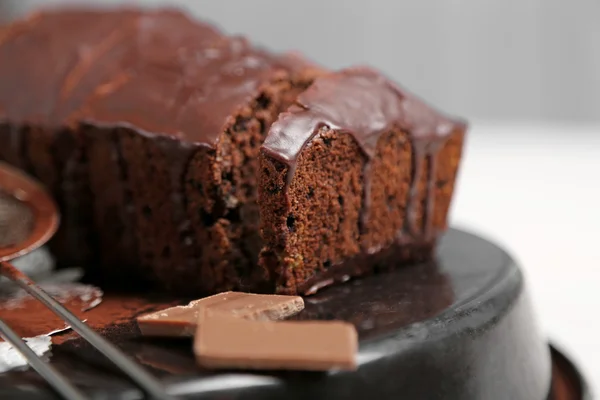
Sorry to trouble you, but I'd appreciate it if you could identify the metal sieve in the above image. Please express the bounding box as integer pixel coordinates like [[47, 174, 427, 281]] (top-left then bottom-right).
[[0, 162, 173, 400], [0, 162, 59, 262]]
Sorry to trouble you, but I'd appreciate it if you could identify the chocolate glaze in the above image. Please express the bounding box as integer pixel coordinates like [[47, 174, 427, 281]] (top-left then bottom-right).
[[262, 67, 467, 240], [0, 8, 222, 126], [0, 9, 138, 125], [57, 9, 223, 125], [4, 7, 316, 144], [78, 35, 289, 142]]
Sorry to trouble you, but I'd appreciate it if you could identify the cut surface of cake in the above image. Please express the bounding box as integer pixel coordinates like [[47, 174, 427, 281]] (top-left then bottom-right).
[[259, 68, 466, 294]]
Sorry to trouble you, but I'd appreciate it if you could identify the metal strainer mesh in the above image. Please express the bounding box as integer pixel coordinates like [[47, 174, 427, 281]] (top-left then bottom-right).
[[0, 190, 34, 248]]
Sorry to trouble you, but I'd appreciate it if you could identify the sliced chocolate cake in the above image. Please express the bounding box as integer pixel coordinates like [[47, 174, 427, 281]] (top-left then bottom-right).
[[0, 8, 321, 293], [259, 68, 466, 294], [0, 9, 465, 296], [74, 36, 319, 292]]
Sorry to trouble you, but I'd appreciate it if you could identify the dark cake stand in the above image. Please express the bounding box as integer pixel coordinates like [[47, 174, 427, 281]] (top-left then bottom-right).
[[0, 229, 590, 399]]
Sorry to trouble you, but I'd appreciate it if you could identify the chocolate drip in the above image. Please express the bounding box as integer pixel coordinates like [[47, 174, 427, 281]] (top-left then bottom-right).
[[402, 144, 426, 241], [397, 140, 444, 244], [112, 131, 138, 262], [359, 162, 373, 235], [82, 121, 204, 266], [151, 138, 203, 248], [262, 67, 466, 243], [424, 153, 439, 239]]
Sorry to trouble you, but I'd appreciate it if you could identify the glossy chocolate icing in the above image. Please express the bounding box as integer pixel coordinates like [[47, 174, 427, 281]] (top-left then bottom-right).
[[262, 68, 460, 162], [0, 8, 223, 126], [262, 68, 466, 239], [78, 36, 280, 142], [0, 8, 312, 141], [0, 9, 139, 125]]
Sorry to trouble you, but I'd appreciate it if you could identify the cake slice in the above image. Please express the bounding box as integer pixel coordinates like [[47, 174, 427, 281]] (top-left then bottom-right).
[[259, 68, 466, 294]]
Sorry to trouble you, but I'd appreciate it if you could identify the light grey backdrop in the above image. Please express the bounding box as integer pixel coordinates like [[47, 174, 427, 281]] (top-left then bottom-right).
[[1, 0, 599, 123]]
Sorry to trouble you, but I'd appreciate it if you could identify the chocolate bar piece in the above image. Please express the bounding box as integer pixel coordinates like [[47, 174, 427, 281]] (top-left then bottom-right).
[[137, 292, 304, 337], [195, 310, 358, 371]]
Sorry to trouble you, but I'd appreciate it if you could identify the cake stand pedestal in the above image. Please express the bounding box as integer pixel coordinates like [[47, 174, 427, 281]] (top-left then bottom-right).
[[0, 229, 590, 399]]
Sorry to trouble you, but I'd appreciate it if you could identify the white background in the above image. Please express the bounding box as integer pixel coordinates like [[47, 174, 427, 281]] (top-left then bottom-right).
[[452, 123, 600, 394]]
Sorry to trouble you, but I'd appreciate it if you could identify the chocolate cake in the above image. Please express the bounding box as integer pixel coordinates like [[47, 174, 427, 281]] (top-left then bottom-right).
[[72, 29, 319, 293], [0, 8, 320, 293], [0, 8, 465, 295], [259, 68, 466, 294]]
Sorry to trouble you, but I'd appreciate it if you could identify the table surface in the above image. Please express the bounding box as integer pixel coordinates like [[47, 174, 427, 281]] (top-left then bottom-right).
[[450, 122, 600, 394]]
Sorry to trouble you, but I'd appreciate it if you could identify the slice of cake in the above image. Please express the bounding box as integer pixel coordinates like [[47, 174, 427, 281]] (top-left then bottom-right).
[[259, 68, 466, 294]]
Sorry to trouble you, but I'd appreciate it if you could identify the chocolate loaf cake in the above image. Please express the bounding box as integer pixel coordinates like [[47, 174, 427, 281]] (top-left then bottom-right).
[[0, 8, 465, 295], [74, 36, 318, 292], [259, 68, 466, 294], [0, 8, 320, 293]]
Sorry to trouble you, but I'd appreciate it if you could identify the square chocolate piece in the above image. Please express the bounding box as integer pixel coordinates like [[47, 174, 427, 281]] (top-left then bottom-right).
[[137, 292, 304, 337], [195, 309, 358, 371]]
